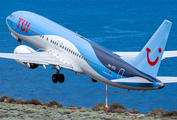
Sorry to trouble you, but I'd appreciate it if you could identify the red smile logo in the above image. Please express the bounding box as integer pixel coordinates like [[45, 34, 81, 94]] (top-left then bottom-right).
[[146, 47, 162, 66]]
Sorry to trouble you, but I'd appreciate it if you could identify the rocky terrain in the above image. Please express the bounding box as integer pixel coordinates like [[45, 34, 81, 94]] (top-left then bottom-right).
[[0, 95, 177, 120]]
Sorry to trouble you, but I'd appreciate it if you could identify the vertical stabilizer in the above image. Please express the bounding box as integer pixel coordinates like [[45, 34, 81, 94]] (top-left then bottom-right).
[[124, 20, 172, 77]]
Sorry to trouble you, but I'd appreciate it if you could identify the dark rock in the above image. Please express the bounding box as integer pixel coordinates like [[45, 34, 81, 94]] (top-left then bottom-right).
[[77, 106, 82, 109]]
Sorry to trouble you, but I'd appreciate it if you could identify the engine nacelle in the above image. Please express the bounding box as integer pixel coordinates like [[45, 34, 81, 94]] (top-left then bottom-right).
[[14, 45, 39, 69]]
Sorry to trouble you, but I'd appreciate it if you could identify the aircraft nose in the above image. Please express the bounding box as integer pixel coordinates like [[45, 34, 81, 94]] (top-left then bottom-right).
[[6, 14, 13, 25], [158, 83, 164, 89]]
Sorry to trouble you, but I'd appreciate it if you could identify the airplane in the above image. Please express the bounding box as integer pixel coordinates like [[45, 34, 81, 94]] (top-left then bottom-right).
[[1, 11, 177, 93]]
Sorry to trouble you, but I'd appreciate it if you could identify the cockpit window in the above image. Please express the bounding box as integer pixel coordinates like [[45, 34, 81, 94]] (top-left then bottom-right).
[[9, 14, 13, 18]]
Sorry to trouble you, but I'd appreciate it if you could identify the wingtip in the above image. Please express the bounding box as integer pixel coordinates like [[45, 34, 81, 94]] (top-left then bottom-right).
[[164, 19, 172, 25]]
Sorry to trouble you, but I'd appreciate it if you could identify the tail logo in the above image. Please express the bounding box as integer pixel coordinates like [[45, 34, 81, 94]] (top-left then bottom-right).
[[146, 47, 162, 66]]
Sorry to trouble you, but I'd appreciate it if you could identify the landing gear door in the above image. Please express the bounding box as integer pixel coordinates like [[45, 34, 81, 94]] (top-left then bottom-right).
[[13, 14, 21, 29]]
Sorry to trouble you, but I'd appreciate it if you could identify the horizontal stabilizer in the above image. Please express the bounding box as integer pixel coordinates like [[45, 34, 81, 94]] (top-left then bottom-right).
[[156, 76, 177, 83], [111, 76, 152, 83], [114, 51, 177, 60]]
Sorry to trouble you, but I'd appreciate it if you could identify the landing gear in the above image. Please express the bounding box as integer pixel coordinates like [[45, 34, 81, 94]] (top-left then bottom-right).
[[59, 74, 64, 83], [92, 78, 97, 82], [52, 74, 59, 83], [18, 39, 22, 45], [52, 69, 65, 83]]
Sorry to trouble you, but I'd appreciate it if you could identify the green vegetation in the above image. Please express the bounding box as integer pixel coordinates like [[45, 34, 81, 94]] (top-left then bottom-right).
[[163, 110, 177, 116], [147, 108, 177, 117], [7, 97, 16, 103], [109, 102, 125, 113], [91, 103, 105, 111], [0, 95, 8, 102], [47, 100, 63, 107], [0, 94, 177, 120]]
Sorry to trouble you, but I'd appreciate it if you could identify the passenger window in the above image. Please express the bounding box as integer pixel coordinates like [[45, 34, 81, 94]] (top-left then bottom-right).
[[103, 68, 104, 70], [34, 31, 35, 34], [86, 58, 87, 61], [97, 64, 98, 67], [101, 66, 102, 69], [99, 65, 100, 68], [36, 32, 38, 35], [46, 37, 48, 40], [110, 71, 111, 74]]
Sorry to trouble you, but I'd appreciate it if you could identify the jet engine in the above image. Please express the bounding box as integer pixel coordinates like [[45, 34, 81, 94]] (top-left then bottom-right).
[[13, 45, 39, 69]]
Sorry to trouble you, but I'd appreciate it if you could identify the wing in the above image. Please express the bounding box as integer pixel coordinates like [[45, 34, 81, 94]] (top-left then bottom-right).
[[114, 52, 139, 57], [0, 50, 73, 69], [111, 76, 152, 83], [156, 76, 177, 83], [114, 51, 177, 59]]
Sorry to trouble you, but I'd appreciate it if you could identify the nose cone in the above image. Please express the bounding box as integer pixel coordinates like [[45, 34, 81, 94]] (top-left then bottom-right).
[[158, 83, 164, 89]]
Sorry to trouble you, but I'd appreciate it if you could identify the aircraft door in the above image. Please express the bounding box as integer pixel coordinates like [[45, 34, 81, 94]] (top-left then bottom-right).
[[55, 41, 63, 52], [13, 14, 21, 29], [117, 68, 125, 79], [59, 42, 63, 52]]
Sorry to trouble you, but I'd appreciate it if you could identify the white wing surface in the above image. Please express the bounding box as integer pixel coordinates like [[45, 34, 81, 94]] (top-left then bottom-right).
[[111, 77, 152, 83], [0, 50, 73, 69]]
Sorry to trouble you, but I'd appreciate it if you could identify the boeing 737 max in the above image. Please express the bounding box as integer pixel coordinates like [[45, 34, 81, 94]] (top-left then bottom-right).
[[1, 11, 177, 93]]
